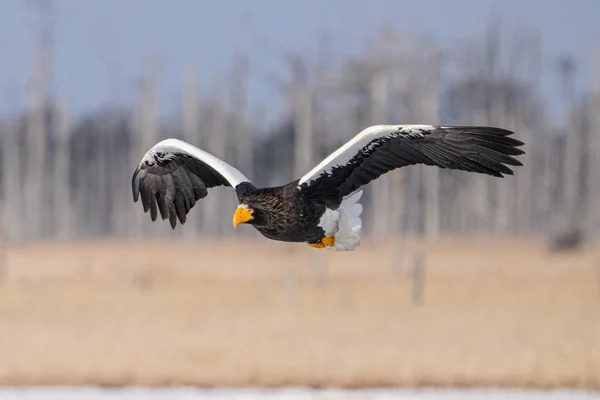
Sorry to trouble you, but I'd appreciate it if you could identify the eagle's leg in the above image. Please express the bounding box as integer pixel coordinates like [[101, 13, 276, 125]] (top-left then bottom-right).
[[308, 236, 336, 249]]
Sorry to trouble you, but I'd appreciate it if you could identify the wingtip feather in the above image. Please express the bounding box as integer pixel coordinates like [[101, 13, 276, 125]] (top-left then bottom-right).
[[132, 167, 141, 202]]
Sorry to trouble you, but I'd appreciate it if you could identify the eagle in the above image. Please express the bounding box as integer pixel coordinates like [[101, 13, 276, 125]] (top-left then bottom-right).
[[132, 125, 524, 251]]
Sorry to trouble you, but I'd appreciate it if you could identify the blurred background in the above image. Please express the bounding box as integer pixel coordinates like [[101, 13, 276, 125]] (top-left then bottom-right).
[[0, 0, 599, 399]]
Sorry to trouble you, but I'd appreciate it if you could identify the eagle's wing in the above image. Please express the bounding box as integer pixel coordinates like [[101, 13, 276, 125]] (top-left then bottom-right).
[[298, 125, 524, 208], [132, 138, 251, 228]]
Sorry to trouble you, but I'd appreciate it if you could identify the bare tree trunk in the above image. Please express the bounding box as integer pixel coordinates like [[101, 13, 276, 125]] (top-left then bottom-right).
[[369, 69, 391, 238], [52, 97, 71, 240], [386, 34, 407, 240], [203, 93, 228, 236], [548, 131, 564, 234], [90, 118, 110, 237], [587, 98, 600, 233], [1, 121, 21, 242], [367, 27, 405, 239], [131, 60, 160, 238], [101, 26, 124, 239], [557, 57, 580, 234], [512, 123, 534, 235], [453, 38, 489, 235], [533, 128, 553, 233], [491, 108, 515, 235], [231, 50, 253, 180], [588, 48, 600, 233], [562, 109, 581, 231], [25, 0, 54, 240], [422, 46, 441, 241], [291, 60, 314, 182], [521, 34, 545, 234], [181, 66, 200, 239]]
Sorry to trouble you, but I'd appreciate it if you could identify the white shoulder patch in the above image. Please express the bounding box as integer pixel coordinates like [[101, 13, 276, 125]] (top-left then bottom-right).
[[298, 124, 435, 187], [399, 125, 434, 138], [142, 138, 251, 187]]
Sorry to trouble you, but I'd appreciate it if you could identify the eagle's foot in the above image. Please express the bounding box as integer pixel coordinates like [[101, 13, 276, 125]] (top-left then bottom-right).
[[322, 236, 335, 247], [308, 236, 335, 249]]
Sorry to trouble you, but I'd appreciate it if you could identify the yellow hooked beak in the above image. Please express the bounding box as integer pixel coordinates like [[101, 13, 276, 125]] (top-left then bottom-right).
[[233, 206, 254, 228]]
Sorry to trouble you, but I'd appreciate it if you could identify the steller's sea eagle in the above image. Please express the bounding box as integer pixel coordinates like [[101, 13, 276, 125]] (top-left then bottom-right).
[[132, 125, 524, 251]]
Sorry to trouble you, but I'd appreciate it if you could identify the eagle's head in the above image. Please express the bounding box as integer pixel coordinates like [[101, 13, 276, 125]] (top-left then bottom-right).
[[232, 183, 269, 228], [233, 198, 277, 228]]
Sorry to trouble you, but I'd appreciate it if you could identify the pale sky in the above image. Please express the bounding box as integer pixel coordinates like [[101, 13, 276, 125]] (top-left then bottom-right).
[[0, 0, 599, 121]]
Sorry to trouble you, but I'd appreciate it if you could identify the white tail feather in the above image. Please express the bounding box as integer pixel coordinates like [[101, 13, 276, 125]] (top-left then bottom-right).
[[330, 190, 363, 251]]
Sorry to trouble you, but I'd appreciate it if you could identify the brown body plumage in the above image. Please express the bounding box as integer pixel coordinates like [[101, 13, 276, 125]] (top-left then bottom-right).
[[234, 182, 327, 243]]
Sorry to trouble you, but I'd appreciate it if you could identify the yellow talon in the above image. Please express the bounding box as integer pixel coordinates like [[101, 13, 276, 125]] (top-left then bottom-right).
[[322, 236, 335, 247], [308, 236, 335, 249]]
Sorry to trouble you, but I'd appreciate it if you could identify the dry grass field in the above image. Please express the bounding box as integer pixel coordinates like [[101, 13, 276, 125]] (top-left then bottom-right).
[[0, 237, 599, 389]]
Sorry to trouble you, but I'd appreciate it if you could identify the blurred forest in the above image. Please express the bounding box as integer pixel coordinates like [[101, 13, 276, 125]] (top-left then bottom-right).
[[1, 7, 599, 243]]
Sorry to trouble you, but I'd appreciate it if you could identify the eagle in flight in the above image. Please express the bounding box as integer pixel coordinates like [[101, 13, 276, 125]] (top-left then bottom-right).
[[132, 125, 524, 251]]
